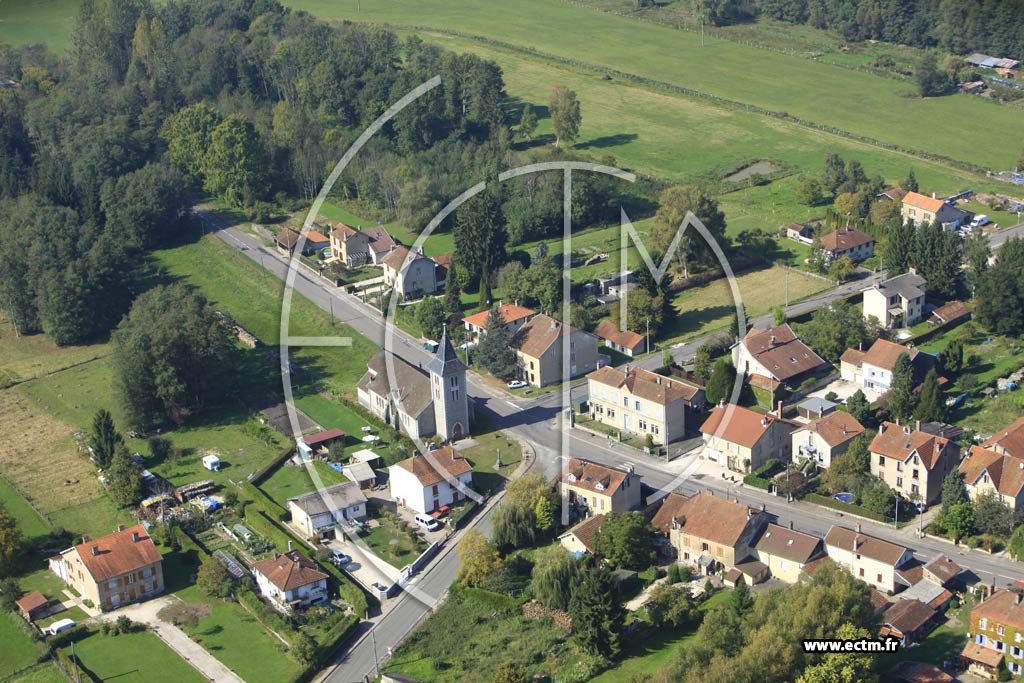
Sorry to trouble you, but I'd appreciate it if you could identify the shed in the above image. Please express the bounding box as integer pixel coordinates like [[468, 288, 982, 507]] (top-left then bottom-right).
[[796, 397, 837, 420], [15, 590, 48, 621], [202, 454, 221, 471], [233, 524, 255, 542], [350, 449, 382, 468], [342, 462, 377, 489]]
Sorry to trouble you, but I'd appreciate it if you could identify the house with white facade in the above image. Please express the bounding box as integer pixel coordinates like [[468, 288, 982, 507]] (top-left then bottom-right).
[[252, 551, 329, 612], [732, 324, 831, 392], [862, 271, 927, 329], [287, 482, 368, 541], [389, 448, 474, 515], [839, 338, 934, 396], [382, 246, 438, 298], [824, 525, 915, 593], [791, 411, 866, 469]]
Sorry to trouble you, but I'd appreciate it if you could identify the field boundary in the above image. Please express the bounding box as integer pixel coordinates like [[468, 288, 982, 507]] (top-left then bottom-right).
[[0, 472, 54, 531]]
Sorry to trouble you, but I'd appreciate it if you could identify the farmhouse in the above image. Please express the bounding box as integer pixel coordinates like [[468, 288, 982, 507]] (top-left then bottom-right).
[[382, 246, 438, 298], [252, 551, 329, 612], [901, 191, 972, 230], [791, 411, 866, 469], [818, 226, 875, 264], [655, 490, 769, 580], [862, 270, 928, 329], [699, 402, 797, 473], [49, 524, 164, 610], [839, 338, 934, 395], [559, 457, 641, 517], [287, 482, 368, 540], [870, 421, 959, 505], [592, 320, 647, 357], [752, 522, 825, 584], [823, 525, 915, 593], [585, 365, 692, 445], [959, 445, 1024, 510], [510, 314, 600, 388], [461, 303, 537, 341], [731, 324, 830, 392], [389, 448, 474, 515]]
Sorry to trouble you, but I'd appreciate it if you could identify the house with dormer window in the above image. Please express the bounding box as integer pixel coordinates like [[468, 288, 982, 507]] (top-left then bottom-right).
[[558, 457, 641, 517], [824, 524, 915, 593], [964, 588, 1024, 679], [870, 421, 958, 506], [959, 444, 1024, 511]]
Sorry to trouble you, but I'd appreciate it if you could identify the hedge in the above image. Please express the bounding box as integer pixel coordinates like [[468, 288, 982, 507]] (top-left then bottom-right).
[[804, 493, 888, 523], [242, 481, 290, 522], [54, 644, 102, 683], [744, 458, 782, 490]]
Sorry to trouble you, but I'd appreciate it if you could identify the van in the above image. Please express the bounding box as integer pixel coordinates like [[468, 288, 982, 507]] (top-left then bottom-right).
[[971, 214, 989, 227], [47, 619, 76, 636], [414, 513, 441, 531]]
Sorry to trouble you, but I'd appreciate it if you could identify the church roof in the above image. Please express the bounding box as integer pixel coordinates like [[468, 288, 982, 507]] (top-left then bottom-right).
[[425, 326, 466, 377]]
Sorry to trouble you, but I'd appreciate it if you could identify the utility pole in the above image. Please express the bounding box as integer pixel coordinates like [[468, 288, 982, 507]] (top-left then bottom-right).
[[894, 491, 900, 529], [70, 640, 82, 683], [369, 612, 380, 679], [645, 317, 650, 356], [785, 268, 790, 306]]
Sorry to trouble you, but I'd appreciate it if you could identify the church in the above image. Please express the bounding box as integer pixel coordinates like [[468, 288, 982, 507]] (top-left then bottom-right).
[[356, 327, 470, 442]]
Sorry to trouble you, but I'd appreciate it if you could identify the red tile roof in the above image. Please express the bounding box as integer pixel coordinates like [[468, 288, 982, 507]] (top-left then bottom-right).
[[871, 422, 953, 470], [740, 324, 828, 383], [276, 229, 300, 248], [903, 191, 946, 213], [253, 551, 328, 592], [394, 449, 473, 488], [303, 429, 346, 447], [820, 227, 873, 253], [860, 339, 921, 372], [959, 446, 1024, 499], [962, 641, 1004, 668], [563, 514, 604, 554], [559, 458, 633, 497], [796, 411, 865, 448], [72, 525, 162, 583], [662, 490, 762, 548], [588, 365, 697, 406], [973, 589, 1024, 631], [983, 416, 1024, 458], [824, 525, 909, 566], [699, 404, 795, 449], [651, 492, 690, 533], [462, 303, 537, 330], [511, 315, 583, 359], [592, 320, 645, 352], [15, 590, 47, 614]]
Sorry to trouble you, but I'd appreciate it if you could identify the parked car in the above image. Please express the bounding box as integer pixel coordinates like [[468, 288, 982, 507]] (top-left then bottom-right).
[[331, 549, 351, 566], [506, 380, 528, 390], [414, 513, 442, 531], [971, 214, 990, 227], [46, 619, 76, 636]]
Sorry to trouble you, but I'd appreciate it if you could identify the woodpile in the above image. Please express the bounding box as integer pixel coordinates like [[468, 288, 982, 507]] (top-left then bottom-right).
[[521, 600, 571, 630]]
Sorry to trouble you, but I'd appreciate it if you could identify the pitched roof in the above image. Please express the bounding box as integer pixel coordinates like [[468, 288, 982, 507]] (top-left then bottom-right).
[[820, 227, 873, 253], [903, 191, 946, 213], [874, 272, 927, 302], [289, 481, 367, 516], [699, 404, 796, 449], [928, 301, 970, 325], [587, 365, 697, 406], [71, 525, 162, 583], [592, 320, 645, 351], [424, 326, 466, 377], [959, 445, 1024, 499], [871, 422, 952, 470], [754, 523, 822, 564], [393, 448, 473, 487], [559, 457, 633, 497], [889, 662, 956, 683], [983, 416, 1024, 458], [511, 315, 585, 359], [15, 590, 47, 613], [303, 429, 346, 447], [961, 640, 1004, 668], [823, 525, 909, 565], [382, 245, 424, 271], [871, 589, 893, 613], [662, 490, 762, 548], [739, 324, 829, 382], [252, 551, 328, 592], [878, 187, 908, 202], [651, 492, 691, 533], [305, 230, 330, 244], [973, 589, 1024, 631], [801, 555, 835, 578], [363, 226, 397, 253], [794, 411, 865, 448], [462, 303, 536, 330], [561, 514, 604, 554], [859, 338, 922, 372], [330, 223, 359, 240], [276, 229, 299, 248], [882, 598, 936, 635], [357, 351, 433, 418], [923, 554, 962, 585]]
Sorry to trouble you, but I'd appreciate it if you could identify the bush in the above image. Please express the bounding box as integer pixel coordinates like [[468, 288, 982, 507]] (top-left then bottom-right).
[[967, 535, 983, 549], [50, 624, 90, 648]]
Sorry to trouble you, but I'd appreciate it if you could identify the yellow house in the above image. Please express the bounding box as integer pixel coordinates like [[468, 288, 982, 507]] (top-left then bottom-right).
[[49, 524, 164, 611], [511, 315, 600, 388], [966, 589, 1024, 678], [959, 445, 1024, 511], [753, 522, 825, 584], [870, 421, 958, 506], [699, 402, 797, 473], [558, 457, 641, 516], [586, 365, 691, 445]]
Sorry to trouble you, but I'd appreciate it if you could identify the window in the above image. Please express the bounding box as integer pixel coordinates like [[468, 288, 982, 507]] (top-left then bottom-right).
[[896, 477, 903, 487], [634, 400, 641, 411], [653, 425, 660, 435], [912, 469, 919, 479], [702, 543, 710, 552], [878, 456, 885, 466], [877, 574, 882, 583], [981, 618, 989, 630], [911, 484, 920, 495], [639, 420, 647, 431], [859, 568, 865, 577], [623, 396, 628, 407], [432, 485, 439, 496], [1000, 625, 1006, 636]]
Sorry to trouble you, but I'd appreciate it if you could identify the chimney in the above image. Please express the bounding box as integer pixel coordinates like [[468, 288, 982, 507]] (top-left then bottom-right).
[[932, 192, 936, 199], [856, 523, 862, 533], [777, 400, 784, 419], [879, 423, 886, 434], [770, 335, 776, 345], [915, 420, 921, 432], [761, 503, 766, 512], [117, 523, 125, 532], [132, 531, 140, 543], [719, 398, 726, 408], [91, 545, 99, 556], [81, 535, 90, 544]]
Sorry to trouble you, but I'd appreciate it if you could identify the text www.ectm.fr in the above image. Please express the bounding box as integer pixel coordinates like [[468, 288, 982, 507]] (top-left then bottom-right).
[[802, 638, 902, 653]]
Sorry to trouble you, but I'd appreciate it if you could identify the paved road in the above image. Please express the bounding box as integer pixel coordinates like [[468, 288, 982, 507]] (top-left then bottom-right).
[[195, 207, 1024, 682], [988, 221, 1024, 250]]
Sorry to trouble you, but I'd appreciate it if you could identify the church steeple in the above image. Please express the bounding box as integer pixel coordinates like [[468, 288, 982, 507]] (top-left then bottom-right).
[[425, 324, 467, 377], [426, 323, 469, 442]]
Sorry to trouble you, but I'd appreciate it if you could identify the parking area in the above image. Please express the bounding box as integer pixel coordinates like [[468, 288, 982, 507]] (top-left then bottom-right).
[[325, 531, 402, 592], [807, 379, 880, 404]]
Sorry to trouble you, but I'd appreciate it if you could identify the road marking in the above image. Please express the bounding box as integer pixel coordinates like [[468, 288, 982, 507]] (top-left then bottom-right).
[[505, 401, 519, 409]]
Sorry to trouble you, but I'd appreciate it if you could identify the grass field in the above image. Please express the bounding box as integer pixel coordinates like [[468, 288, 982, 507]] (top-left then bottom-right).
[[260, 459, 348, 504], [285, 0, 1023, 172], [0, 0, 77, 51], [7, 663, 67, 683], [359, 515, 429, 568], [662, 264, 831, 342], [0, 476, 51, 540], [0, 314, 109, 389], [59, 630, 207, 683], [0, 611, 41, 680]]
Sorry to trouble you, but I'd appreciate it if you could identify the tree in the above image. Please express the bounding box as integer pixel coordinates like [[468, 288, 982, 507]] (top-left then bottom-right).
[[444, 262, 463, 317], [197, 555, 234, 598], [203, 115, 271, 207], [454, 190, 507, 308], [100, 161, 190, 248], [772, 306, 787, 326], [89, 408, 123, 470], [569, 569, 624, 659], [492, 498, 537, 549], [912, 221, 962, 300], [625, 289, 664, 339], [941, 471, 968, 512], [732, 576, 755, 614], [944, 500, 976, 542], [160, 103, 223, 183], [821, 152, 847, 195], [530, 545, 581, 610], [913, 368, 945, 423], [964, 230, 991, 293], [846, 389, 871, 424], [106, 445, 142, 507], [886, 352, 916, 422], [794, 175, 826, 206], [976, 238, 1024, 337], [651, 185, 727, 278], [914, 53, 949, 97], [111, 284, 235, 429], [704, 357, 736, 406], [592, 512, 656, 570], [646, 584, 698, 628], [414, 297, 447, 341], [0, 506, 24, 578], [517, 104, 537, 141], [491, 661, 528, 683], [975, 492, 1015, 537], [476, 307, 518, 380], [827, 255, 855, 283], [938, 338, 964, 376], [904, 168, 919, 193], [860, 479, 896, 518], [534, 496, 555, 537], [458, 529, 502, 587], [549, 85, 581, 148], [796, 300, 872, 364], [291, 632, 316, 665], [797, 623, 878, 683], [822, 431, 874, 494]]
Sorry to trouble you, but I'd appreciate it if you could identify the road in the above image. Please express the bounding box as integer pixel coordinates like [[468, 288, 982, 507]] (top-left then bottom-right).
[[987, 220, 1024, 250], [195, 208, 1024, 682]]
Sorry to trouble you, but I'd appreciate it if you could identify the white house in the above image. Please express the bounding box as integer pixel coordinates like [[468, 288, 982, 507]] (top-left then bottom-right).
[[389, 448, 474, 515], [839, 338, 934, 396], [824, 525, 915, 593], [287, 482, 368, 541], [252, 551, 329, 612]]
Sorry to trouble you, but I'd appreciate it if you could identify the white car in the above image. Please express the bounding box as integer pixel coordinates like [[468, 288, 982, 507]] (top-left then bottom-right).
[[46, 619, 76, 636], [506, 380, 528, 390], [971, 214, 989, 228]]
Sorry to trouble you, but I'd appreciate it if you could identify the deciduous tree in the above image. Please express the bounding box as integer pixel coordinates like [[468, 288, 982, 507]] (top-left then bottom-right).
[[592, 511, 655, 570], [0, 506, 24, 578], [197, 554, 234, 598], [457, 529, 502, 587], [530, 545, 581, 610], [549, 85, 581, 148]]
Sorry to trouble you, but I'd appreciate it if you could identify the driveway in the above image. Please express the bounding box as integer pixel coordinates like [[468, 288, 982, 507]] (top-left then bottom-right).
[[325, 532, 402, 592]]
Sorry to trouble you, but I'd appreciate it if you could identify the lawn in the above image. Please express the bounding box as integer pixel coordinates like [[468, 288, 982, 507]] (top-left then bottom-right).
[[0, 611, 42, 680], [0, 313, 110, 389], [460, 417, 524, 493], [0, 0, 78, 51], [7, 663, 67, 683], [290, 0, 1024, 172], [662, 264, 832, 342], [0, 476, 51, 541], [259, 459, 349, 505], [59, 629, 207, 683], [359, 513, 429, 569], [35, 605, 90, 630]]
